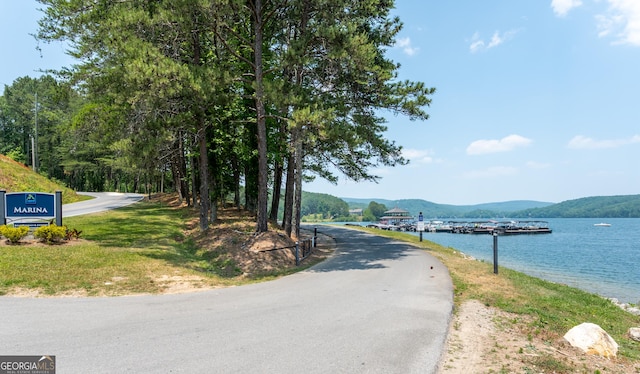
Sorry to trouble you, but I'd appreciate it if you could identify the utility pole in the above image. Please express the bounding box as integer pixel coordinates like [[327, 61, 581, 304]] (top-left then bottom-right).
[[32, 92, 38, 172]]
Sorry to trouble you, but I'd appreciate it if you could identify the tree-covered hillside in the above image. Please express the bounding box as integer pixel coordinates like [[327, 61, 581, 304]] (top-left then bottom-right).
[[332, 195, 640, 219], [512, 195, 640, 218], [300, 192, 349, 220], [341, 197, 553, 218]]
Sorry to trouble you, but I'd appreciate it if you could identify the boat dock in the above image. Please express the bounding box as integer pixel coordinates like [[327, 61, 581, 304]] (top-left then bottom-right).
[[448, 220, 552, 235], [364, 219, 552, 235]]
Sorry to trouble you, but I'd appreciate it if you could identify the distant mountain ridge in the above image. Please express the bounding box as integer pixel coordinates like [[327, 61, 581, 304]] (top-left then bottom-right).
[[512, 195, 640, 218], [341, 197, 554, 218], [340, 195, 640, 218]]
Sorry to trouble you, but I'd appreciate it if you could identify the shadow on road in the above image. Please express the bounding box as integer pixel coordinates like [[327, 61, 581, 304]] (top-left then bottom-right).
[[307, 227, 413, 273]]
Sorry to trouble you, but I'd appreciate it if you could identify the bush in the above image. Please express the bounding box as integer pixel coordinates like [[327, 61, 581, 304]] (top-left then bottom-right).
[[0, 225, 30, 244], [65, 228, 83, 240], [34, 224, 67, 244]]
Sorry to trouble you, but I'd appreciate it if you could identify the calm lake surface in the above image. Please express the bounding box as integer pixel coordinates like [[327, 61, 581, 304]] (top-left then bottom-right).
[[332, 218, 640, 303]]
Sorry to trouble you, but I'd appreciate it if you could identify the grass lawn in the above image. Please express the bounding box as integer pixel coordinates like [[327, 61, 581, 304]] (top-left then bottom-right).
[[0, 199, 246, 296]]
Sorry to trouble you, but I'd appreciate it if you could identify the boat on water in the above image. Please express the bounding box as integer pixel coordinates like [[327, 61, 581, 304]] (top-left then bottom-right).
[[494, 220, 552, 235], [426, 220, 453, 233], [594, 223, 611, 227]]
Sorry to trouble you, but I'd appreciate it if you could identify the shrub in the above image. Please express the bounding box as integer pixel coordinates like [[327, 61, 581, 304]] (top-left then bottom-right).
[[65, 228, 82, 240], [0, 225, 30, 244], [34, 224, 67, 244]]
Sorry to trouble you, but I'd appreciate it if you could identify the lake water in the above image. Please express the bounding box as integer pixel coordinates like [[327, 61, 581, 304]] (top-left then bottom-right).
[[334, 218, 640, 304]]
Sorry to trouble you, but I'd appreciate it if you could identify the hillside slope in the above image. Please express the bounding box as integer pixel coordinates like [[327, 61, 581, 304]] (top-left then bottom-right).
[[0, 154, 84, 203], [341, 197, 553, 218], [512, 194, 640, 218]]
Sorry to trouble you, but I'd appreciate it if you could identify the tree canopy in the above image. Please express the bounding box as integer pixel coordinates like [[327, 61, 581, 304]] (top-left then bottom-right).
[[1, 0, 434, 237]]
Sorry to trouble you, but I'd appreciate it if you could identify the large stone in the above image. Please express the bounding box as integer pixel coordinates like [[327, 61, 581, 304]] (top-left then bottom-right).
[[564, 323, 618, 358], [629, 327, 640, 342]]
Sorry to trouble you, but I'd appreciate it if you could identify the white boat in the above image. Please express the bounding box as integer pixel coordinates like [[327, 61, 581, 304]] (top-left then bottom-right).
[[594, 223, 611, 227]]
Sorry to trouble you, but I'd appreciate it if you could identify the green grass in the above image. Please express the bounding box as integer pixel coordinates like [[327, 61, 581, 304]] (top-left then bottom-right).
[[0, 154, 88, 203], [0, 200, 249, 296]]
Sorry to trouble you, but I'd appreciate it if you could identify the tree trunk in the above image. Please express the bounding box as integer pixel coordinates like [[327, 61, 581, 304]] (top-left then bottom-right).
[[198, 125, 209, 231], [178, 133, 190, 206], [292, 126, 303, 239], [252, 0, 269, 233], [191, 150, 198, 207], [282, 152, 295, 237], [269, 158, 283, 223]]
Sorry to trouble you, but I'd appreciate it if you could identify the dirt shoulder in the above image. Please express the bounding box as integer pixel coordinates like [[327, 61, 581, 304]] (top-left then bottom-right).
[[438, 299, 638, 373]]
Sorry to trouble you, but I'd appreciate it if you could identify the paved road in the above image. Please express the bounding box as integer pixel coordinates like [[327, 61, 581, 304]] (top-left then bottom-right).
[[0, 224, 453, 373], [62, 192, 145, 217]]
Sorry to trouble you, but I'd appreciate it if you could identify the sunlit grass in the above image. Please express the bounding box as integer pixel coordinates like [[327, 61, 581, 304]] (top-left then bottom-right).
[[0, 200, 250, 296]]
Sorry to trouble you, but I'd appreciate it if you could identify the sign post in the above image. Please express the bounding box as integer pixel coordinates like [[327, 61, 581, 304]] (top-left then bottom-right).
[[0, 190, 5, 225], [493, 231, 499, 274], [417, 211, 424, 242], [55, 191, 62, 226]]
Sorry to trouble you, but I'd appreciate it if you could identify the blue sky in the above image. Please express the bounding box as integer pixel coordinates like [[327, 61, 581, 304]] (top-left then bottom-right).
[[2, 1, 639, 205]]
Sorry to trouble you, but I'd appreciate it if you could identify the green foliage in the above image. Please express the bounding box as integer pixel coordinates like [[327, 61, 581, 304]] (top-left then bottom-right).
[[34, 224, 68, 244], [344, 195, 640, 218], [0, 154, 87, 203], [301, 191, 349, 219], [29, 0, 436, 234], [5, 147, 26, 164], [65, 228, 83, 240], [514, 195, 640, 218], [0, 225, 29, 244], [363, 201, 388, 221]]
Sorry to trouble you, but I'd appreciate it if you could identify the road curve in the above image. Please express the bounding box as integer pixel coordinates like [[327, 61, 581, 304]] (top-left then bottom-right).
[[62, 192, 145, 218], [0, 225, 453, 373]]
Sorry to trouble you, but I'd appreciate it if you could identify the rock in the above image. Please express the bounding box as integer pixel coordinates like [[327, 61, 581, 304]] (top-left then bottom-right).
[[627, 307, 640, 316], [563, 323, 618, 358], [629, 327, 640, 342]]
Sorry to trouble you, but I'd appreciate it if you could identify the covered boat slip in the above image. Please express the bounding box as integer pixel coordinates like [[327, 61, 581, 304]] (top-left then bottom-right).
[[363, 208, 552, 234], [449, 220, 552, 235]]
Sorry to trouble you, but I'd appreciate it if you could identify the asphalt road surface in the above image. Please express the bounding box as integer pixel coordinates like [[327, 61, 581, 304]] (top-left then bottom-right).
[[61, 192, 145, 218], [1, 211, 454, 373]]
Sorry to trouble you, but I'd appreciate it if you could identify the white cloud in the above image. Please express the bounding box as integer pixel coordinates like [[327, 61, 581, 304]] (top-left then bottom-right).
[[551, 0, 583, 17], [463, 166, 519, 179], [567, 134, 640, 149], [466, 134, 533, 155], [395, 37, 419, 56], [469, 30, 520, 53], [596, 0, 640, 46], [402, 148, 438, 164], [469, 32, 485, 53]]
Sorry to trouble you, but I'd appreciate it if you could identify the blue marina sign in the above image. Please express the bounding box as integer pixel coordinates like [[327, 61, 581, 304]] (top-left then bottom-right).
[[1, 190, 63, 226], [5, 192, 56, 219]]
